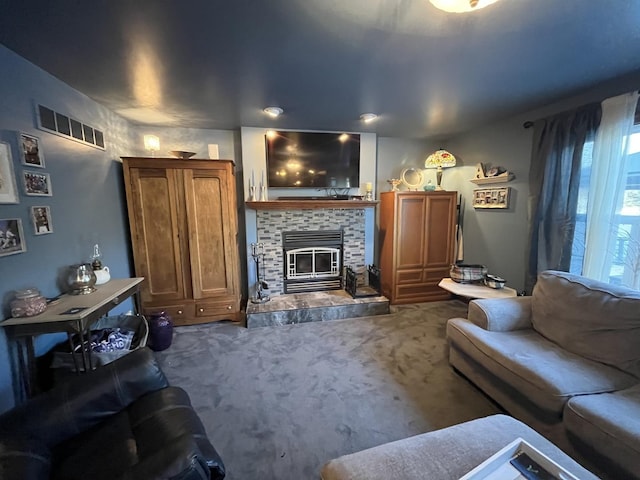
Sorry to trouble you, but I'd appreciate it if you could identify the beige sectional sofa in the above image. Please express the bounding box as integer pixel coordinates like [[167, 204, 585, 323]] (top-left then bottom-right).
[[447, 270, 640, 479], [320, 414, 598, 480]]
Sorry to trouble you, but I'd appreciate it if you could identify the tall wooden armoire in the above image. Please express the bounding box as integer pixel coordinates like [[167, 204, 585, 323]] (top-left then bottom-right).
[[379, 191, 457, 304], [122, 157, 241, 325]]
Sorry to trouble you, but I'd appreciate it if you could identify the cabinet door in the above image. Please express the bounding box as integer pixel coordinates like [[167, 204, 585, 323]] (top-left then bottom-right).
[[396, 194, 427, 269], [424, 194, 456, 268], [127, 168, 187, 304], [183, 167, 239, 301]]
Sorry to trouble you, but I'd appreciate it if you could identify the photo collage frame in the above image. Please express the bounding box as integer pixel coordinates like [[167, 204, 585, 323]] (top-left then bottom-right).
[[1, 132, 55, 257]]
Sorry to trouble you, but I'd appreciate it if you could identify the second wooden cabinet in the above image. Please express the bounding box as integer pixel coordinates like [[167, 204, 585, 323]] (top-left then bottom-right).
[[379, 191, 457, 304], [122, 157, 241, 325]]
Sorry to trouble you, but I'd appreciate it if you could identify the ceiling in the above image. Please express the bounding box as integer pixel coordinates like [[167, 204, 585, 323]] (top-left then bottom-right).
[[2, 0, 640, 138]]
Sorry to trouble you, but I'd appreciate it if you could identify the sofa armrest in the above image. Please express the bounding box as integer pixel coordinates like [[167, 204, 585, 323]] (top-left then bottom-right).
[[0, 347, 169, 447], [467, 297, 532, 331]]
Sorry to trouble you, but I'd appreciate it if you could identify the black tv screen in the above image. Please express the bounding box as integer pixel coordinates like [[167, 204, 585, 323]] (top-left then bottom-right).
[[266, 131, 360, 188]]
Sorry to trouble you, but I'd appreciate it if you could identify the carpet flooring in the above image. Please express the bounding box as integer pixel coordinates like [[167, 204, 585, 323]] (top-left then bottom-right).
[[155, 300, 503, 480]]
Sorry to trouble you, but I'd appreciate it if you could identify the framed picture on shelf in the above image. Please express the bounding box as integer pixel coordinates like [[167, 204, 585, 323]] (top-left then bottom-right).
[[22, 170, 52, 196], [0, 141, 19, 204], [0, 218, 27, 257], [473, 187, 511, 209], [18, 132, 45, 168], [31, 206, 53, 235]]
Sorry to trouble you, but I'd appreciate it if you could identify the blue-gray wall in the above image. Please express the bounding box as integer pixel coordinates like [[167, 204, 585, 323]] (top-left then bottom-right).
[[0, 46, 253, 413], [444, 72, 640, 292], [0, 45, 137, 412], [375, 137, 442, 262]]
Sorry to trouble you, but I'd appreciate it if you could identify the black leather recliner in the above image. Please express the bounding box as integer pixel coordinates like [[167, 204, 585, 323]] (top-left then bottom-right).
[[0, 347, 225, 480]]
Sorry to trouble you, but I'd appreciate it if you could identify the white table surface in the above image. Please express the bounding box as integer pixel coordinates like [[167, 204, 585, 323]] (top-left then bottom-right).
[[439, 278, 518, 299], [1, 277, 144, 334]]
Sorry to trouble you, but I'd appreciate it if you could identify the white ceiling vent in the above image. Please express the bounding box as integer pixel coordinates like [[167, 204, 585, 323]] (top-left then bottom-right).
[[37, 104, 105, 150]]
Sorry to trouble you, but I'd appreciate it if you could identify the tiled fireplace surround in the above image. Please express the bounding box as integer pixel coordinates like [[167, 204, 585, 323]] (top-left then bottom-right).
[[256, 208, 366, 296], [246, 207, 389, 328]]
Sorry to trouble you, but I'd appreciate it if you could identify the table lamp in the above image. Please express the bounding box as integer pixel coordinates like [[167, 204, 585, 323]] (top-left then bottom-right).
[[425, 149, 457, 190]]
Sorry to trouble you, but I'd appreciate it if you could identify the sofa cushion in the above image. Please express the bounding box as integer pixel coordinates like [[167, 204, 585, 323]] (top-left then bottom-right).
[[447, 318, 638, 416], [564, 383, 640, 478], [531, 270, 640, 378], [52, 387, 225, 480], [0, 347, 170, 449]]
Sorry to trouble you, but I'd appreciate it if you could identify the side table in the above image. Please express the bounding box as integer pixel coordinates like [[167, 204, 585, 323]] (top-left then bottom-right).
[[438, 277, 518, 300], [1, 277, 144, 396]]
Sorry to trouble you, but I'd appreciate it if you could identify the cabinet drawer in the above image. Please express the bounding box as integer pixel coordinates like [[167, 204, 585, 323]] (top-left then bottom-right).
[[423, 268, 450, 282], [195, 300, 238, 317], [394, 284, 450, 304], [396, 269, 423, 284], [143, 304, 194, 322]]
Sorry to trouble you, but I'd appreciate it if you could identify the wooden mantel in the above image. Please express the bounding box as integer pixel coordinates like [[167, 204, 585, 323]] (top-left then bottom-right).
[[246, 200, 378, 210]]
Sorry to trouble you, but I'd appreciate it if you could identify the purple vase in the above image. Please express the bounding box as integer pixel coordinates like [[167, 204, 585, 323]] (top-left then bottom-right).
[[148, 311, 173, 351]]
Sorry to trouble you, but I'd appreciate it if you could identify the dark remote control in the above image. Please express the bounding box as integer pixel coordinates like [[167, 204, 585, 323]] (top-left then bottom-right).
[[510, 451, 557, 480]]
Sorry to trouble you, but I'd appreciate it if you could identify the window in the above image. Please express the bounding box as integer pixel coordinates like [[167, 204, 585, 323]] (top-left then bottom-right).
[[571, 123, 640, 288]]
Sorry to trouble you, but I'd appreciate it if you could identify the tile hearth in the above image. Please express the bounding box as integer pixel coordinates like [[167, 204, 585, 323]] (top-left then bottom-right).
[[246, 290, 390, 329]]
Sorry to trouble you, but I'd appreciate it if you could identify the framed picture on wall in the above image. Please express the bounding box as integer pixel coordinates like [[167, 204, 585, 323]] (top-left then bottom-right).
[[473, 187, 511, 209], [0, 218, 27, 257], [18, 132, 45, 168], [22, 170, 52, 196], [31, 206, 53, 235], [0, 141, 19, 204]]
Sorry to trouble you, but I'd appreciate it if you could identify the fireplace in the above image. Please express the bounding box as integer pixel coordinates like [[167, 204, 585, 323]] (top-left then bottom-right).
[[254, 208, 366, 296], [282, 230, 343, 293]]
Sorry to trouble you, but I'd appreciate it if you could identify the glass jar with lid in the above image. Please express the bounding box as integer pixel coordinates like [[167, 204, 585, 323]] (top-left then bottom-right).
[[10, 288, 47, 317]]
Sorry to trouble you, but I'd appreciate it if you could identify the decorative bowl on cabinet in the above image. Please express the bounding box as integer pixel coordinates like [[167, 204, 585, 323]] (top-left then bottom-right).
[[168, 150, 196, 159]]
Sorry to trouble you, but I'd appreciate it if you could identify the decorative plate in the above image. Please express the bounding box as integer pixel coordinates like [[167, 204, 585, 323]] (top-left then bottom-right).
[[401, 167, 424, 190]]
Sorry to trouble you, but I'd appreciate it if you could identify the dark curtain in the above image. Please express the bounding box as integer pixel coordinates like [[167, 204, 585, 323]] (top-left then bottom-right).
[[525, 103, 601, 292]]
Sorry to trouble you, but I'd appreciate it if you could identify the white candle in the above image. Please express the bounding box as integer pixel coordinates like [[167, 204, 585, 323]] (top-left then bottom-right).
[[261, 170, 265, 187], [251, 169, 255, 187], [365, 182, 373, 192]]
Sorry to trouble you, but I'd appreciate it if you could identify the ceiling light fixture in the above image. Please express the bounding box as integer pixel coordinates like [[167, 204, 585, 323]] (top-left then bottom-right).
[[263, 106, 283, 117], [429, 0, 501, 13], [360, 113, 378, 123]]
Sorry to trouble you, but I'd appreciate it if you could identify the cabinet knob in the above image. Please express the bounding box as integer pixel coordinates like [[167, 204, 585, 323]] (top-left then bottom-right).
[[227, 305, 232, 310], [199, 308, 204, 312], [177, 310, 183, 314]]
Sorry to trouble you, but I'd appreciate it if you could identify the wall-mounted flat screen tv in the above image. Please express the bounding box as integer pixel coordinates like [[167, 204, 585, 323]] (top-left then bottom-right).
[[266, 131, 360, 188]]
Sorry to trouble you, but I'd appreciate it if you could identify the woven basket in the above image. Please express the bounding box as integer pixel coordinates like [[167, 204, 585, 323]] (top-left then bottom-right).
[[51, 314, 148, 372], [450, 263, 488, 284]]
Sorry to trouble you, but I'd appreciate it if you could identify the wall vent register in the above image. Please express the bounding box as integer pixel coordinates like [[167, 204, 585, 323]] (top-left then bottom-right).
[[37, 104, 105, 150]]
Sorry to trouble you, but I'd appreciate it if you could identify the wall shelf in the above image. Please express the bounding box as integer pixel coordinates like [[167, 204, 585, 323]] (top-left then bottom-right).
[[246, 200, 378, 210], [470, 173, 514, 185]]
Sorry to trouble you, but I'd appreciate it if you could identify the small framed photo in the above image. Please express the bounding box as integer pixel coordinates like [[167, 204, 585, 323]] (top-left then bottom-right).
[[31, 206, 53, 235], [0, 218, 27, 257], [18, 132, 45, 168], [22, 170, 52, 196], [0, 141, 19, 204], [473, 187, 511, 209]]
